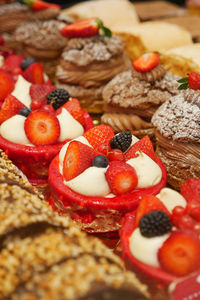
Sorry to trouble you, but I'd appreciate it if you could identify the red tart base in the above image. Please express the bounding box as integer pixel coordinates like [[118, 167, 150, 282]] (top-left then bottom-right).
[[48, 155, 167, 233]]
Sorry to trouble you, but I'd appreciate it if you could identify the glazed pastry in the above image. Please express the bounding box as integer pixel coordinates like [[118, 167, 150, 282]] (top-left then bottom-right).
[[152, 72, 200, 190], [161, 43, 200, 77], [112, 21, 192, 60], [0, 150, 149, 300], [102, 52, 179, 138], [55, 18, 130, 114], [49, 125, 167, 233], [120, 178, 200, 299]]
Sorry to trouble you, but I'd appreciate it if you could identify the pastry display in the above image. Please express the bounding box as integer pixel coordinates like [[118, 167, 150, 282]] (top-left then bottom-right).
[[0, 150, 149, 300], [49, 125, 167, 233], [112, 21, 192, 60], [55, 18, 130, 114], [152, 72, 200, 190], [102, 52, 179, 139], [161, 43, 200, 77], [133, 0, 185, 21], [120, 179, 200, 299]]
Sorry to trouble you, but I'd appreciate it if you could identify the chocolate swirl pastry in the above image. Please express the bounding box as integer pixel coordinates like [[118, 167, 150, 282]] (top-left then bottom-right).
[[0, 150, 149, 300], [152, 90, 200, 190]]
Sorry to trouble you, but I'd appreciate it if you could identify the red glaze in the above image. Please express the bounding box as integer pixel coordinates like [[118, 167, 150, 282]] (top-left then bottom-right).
[[49, 155, 167, 233]]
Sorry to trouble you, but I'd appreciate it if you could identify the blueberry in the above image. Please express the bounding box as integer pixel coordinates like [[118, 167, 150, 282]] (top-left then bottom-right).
[[18, 107, 32, 117], [92, 155, 108, 168], [21, 57, 36, 71]]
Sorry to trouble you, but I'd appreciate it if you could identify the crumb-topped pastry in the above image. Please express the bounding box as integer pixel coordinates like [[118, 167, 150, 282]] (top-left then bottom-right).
[[56, 18, 131, 114], [102, 52, 179, 139], [152, 72, 200, 189]]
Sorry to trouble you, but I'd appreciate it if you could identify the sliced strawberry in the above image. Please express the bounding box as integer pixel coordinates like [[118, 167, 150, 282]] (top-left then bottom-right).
[[158, 230, 200, 276], [57, 98, 85, 126], [2, 55, 24, 71], [20, 0, 60, 11], [24, 111, 60, 145], [188, 72, 200, 90], [84, 125, 115, 149], [63, 141, 97, 181], [0, 94, 24, 124], [133, 52, 160, 73], [61, 18, 99, 38], [125, 136, 155, 161], [105, 161, 138, 195], [135, 195, 170, 227], [23, 62, 44, 84], [181, 178, 200, 203], [30, 84, 55, 102], [0, 71, 14, 101]]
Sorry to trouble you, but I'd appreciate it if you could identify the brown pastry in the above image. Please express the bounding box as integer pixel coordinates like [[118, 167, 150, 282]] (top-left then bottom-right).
[[152, 88, 200, 190], [102, 53, 179, 139]]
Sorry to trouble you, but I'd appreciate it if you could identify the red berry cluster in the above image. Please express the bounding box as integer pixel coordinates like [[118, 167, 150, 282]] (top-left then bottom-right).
[[96, 142, 125, 162]]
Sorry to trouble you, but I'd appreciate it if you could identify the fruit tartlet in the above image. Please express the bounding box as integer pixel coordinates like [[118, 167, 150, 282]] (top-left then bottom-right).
[[152, 72, 200, 190], [55, 18, 131, 114], [101, 52, 179, 140], [0, 86, 93, 186], [120, 178, 200, 299], [49, 125, 167, 233]]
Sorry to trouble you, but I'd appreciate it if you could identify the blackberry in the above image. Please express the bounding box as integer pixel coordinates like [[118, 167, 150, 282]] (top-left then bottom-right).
[[21, 58, 35, 70], [47, 89, 70, 110], [139, 210, 172, 238], [18, 107, 32, 117], [110, 131, 132, 152], [92, 155, 108, 168]]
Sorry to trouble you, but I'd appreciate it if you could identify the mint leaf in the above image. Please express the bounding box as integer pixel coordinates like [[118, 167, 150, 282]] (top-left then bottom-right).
[[178, 83, 189, 90], [177, 77, 188, 83], [96, 18, 112, 38]]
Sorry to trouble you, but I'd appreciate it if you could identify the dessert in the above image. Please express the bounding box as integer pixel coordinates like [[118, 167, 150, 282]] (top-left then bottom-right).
[[0, 85, 93, 186], [152, 72, 200, 190], [187, 0, 200, 15], [112, 21, 192, 60], [120, 179, 200, 299], [56, 18, 131, 114], [102, 52, 179, 139], [49, 125, 167, 233], [0, 150, 149, 300], [161, 43, 200, 77]]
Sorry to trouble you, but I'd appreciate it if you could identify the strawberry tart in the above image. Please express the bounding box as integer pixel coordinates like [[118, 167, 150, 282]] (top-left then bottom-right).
[[120, 178, 200, 299], [102, 52, 179, 140], [56, 18, 131, 114], [152, 71, 200, 190], [49, 125, 167, 233]]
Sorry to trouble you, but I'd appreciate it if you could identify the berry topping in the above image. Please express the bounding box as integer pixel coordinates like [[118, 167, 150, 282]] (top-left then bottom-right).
[[135, 195, 170, 227], [181, 178, 200, 203], [96, 142, 110, 156], [158, 231, 200, 276], [0, 71, 14, 101], [18, 107, 32, 117], [92, 155, 109, 168], [19, 0, 61, 11], [60, 98, 85, 126], [47, 88, 70, 110], [2, 55, 24, 72], [60, 18, 111, 39], [105, 161, 138, 195], [0, 36, 4, 46], [40, 104, 55, 114], [108, 149, 125, 162], [23, 62, 44, 84], [125, 136, 156, 161], [139, 210, 172, 238], [24, 111, 60, 145], [178, 72, 200, 90], [84, 125, 115, 149], [63, 141, 97, 181], [0, 95, 24, 124], [133, 52, 160, 73], [21, 57, 36, 71], [30, 84, 55, 110], [110, 131, 132, 153]]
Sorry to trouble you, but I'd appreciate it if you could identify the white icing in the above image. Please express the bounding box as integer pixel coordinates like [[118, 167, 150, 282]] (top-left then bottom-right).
[[130, 135, 139, 147], [0, 115, 31, 145], [66, 167, 111, 196], [0, 55, 4, 67], [156, 188, 187, 213], [129, 228, 170, 267], [127, 151, 162, 188], [57, 108, 84, 142], [12, 75, 32, 108]]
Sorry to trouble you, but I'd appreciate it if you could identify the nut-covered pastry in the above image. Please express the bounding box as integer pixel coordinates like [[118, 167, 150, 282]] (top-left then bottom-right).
[[102, 52, 179, 138]]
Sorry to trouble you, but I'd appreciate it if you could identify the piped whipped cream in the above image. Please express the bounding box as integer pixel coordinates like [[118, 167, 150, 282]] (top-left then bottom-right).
[[127, 152, 162, 188], [0, 56, 4, 67], [156, 188, 187, 213], [12, 75, 32, 108], [130, 228, 170, 267]]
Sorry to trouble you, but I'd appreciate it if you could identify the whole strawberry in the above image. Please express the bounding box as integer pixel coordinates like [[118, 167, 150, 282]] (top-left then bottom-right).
[[177, 72, 200, 90]]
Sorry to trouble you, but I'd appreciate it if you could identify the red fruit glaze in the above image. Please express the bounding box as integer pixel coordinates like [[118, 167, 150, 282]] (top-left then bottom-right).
[[181, 178, 200, 203], [158, 230, 200, 276], [23, 62, 44, 84], [188, 72, 200, 90], [25, 111, 60, 145], [0, 94, 24, 124], [133, 52, 160, 73], [0, 71, 14, 101], [61, 18, 99, 39], [125, 136, 156, 161], [84, 125, 115, 149], [108, 149, 124, 161]]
